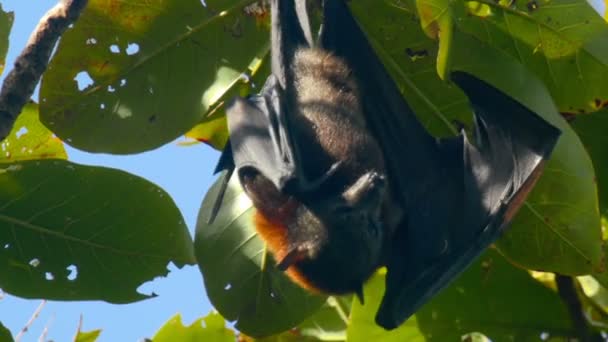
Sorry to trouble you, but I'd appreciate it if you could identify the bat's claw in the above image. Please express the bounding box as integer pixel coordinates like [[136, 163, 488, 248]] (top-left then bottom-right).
[[343, 171, 386, 207]]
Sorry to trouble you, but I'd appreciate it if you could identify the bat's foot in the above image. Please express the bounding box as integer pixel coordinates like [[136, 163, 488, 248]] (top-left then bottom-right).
[[343, 171, 386, 208]]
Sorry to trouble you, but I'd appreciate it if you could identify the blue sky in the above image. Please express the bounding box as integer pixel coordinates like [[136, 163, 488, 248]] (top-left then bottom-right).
[[0, 1, 218, 341]]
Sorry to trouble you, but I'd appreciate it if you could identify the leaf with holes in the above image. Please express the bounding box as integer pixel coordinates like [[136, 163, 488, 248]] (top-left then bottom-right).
[[152, 313, 235, 342], [0, 160, 193, 302], [40, 0, 269, 154], [348, 250, 574, 341], [417, 0, 608, 114], [195, 173, 325, 337], [0, 102, 66, 162]]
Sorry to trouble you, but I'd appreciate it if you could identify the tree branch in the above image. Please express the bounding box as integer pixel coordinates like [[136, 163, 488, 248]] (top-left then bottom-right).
[[0, 0, 88, 141], [14, 300, 46, 342]]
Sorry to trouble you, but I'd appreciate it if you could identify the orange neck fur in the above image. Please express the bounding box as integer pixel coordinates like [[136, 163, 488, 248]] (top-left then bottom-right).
[[253, 210, 321, 293]]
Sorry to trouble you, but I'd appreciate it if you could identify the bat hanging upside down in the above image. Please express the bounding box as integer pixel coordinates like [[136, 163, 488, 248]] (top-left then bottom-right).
[[210, 0, 561, 330]]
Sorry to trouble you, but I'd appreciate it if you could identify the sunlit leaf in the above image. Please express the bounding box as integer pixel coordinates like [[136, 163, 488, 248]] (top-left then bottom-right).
[[152, 313, 234, 342], [184, 115, 229, 150], [417, 0, 608, 114], [0, 102, 66, 162], [348, 250, 575, 341], [41, 0, 269, 154], [74, 329, 102, 342]]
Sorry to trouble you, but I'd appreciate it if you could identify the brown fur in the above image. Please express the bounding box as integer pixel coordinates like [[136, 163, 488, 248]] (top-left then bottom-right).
[[292, 49, 385, 183], [241, 48, 392, 295]]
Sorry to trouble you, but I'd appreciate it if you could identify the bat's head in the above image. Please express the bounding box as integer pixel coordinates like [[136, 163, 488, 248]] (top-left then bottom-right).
[[277, 171, 388, 298]]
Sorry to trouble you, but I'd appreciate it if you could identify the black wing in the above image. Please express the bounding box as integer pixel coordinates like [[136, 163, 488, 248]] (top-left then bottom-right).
[[210, 0, 324, 223], [319, 0, 561, 329]]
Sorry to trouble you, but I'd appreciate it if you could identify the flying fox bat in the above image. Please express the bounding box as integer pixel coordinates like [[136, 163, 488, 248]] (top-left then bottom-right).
[[211, 0, 561, 330]]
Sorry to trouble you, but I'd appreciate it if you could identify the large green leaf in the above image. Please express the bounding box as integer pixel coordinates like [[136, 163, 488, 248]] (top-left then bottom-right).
[[152, 313, 235, 342], [570, 109, 608, 220], [347, 270, 426, 342], [417, 0, 608, 114], [40, 0, 268, 154], [0, 160, 193, 302], [249, 296, 349, 342], [195, 173, 325, 337], [0, 3, 13, 77], [348, 250, 575, 341], [0, 103, 66, 162], [569, 110, 608, 285]]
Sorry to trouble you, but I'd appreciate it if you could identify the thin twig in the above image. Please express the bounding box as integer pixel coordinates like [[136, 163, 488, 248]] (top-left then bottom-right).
[[38, 313, 54, 342], [0, 0, 88, 141], [15, 300, 47, 342]]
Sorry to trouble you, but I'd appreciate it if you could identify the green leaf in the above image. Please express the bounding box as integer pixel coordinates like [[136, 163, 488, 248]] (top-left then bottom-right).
[[0, 3, 13, 77], [570, 109, 608, 220], [152, 313, 235, 342], [195, 173, 325, 337], [296, 296, 350, 341], [40, 0, 268, 154], [0, 102, 66, 162], [417, 0, 608, 114], [0, 322, 13, 342], [578, 275, 608, 314], [347, 270, 426, 342], [184, 115, 229, 150], [0, 160, 193, 302], [250, 296, 349, 342], [569, 110, 608, 284], [74, 329, 102, 342], [348, 250, 575, 341]]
